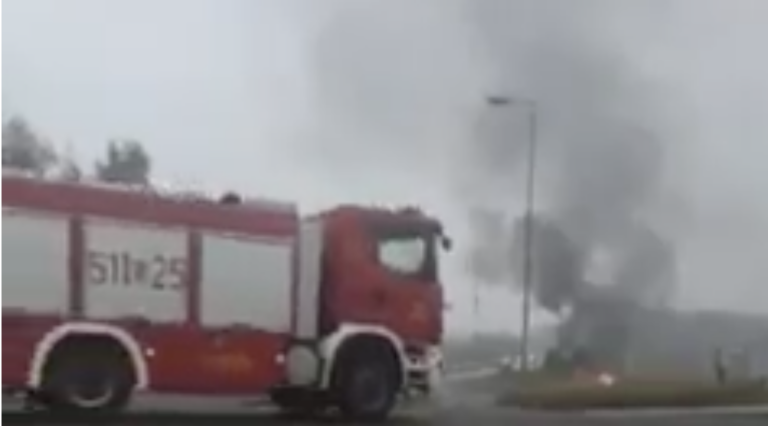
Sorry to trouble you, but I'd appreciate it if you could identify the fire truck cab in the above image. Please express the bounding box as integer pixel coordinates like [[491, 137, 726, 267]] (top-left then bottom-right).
[[2, 170, 449, 421]]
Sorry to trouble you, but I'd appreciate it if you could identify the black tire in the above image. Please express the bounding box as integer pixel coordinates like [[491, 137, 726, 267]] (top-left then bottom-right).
[[39, 340, 135, 415], [332, 344, 399, 422]]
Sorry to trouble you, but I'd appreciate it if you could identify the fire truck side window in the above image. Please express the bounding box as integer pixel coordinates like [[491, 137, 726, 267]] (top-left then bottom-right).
[[370, 224, 438, 282], [377, 238, 426, 275]]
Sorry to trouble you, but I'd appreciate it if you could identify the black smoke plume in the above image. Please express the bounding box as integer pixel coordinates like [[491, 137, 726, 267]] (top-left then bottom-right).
[[466, 0, 683, 366]]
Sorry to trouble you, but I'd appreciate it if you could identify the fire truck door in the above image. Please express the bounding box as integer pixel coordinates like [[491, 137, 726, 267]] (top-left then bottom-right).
[[364, 227, 442, 343]]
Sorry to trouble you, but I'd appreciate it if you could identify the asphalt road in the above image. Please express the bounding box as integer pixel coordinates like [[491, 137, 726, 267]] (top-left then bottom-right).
[[5, 373, 768, 426], [5, 410, 768, 426]]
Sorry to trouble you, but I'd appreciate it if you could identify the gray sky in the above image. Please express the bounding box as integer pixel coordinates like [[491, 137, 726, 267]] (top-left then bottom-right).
[[4, 0, 768, 335]]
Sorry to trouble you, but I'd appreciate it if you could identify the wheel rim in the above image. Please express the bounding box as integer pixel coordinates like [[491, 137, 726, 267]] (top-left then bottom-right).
[[351, 366, 389, 412], [65, 368, 115, 408]]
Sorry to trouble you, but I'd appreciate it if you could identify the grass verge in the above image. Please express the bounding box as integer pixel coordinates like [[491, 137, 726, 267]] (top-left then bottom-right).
[[498, 378, 768, 410]]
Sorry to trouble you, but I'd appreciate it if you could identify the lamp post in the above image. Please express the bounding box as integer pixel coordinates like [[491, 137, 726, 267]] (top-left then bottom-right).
[[486, 95, 538, 372]]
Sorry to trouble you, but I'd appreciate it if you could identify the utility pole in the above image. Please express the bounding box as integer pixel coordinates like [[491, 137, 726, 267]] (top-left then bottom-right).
[[486, 95, 538, 372]]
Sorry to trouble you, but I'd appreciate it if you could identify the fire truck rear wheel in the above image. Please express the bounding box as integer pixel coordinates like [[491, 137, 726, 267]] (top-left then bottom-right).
[[332, 340, 399, 421], [39, 338, 135, 415]]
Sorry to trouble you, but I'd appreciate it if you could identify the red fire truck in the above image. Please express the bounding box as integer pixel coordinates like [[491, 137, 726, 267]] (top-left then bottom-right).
[[2, 170, 449, 420]]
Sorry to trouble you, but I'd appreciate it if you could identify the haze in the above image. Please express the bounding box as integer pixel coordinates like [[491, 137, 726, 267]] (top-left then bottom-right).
[[4, 0, 768, 336]]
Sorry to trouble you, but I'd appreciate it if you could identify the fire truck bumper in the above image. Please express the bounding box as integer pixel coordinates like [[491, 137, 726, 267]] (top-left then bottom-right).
[[404, 346, 444, 396]]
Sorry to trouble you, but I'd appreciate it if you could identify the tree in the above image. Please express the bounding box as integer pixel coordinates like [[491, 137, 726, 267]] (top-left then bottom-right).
[[2, 116, 58, 175], [95, 139, 151, 184]]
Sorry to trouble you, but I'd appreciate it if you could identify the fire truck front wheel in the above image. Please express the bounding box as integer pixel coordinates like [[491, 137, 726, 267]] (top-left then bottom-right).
[[39, 336, 135, 414], [332, 338, 400, 421]]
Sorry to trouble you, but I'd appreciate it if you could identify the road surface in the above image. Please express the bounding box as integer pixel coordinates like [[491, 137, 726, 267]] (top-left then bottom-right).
[[5, 403, 767, 426], [5, 369, 768, 425]]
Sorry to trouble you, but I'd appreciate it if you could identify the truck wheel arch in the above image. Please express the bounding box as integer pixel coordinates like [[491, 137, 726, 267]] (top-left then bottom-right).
[[28, 322, 149, 390], [319, 324, 407, 390]]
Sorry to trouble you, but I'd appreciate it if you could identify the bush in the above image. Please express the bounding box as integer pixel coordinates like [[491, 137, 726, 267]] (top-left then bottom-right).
[[498, 378, 768, 410]]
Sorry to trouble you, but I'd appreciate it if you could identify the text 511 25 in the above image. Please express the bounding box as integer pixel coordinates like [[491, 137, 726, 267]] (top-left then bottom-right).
[[86, 250, 188, 290]]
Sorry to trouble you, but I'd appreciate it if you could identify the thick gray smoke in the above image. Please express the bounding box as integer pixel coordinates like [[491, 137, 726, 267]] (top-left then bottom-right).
[[460, 1, 691, 367], [466, 1, 681, 312]]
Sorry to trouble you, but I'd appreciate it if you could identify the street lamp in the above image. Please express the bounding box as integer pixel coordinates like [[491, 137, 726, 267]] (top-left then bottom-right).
[[485, 95, 538, 372]]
